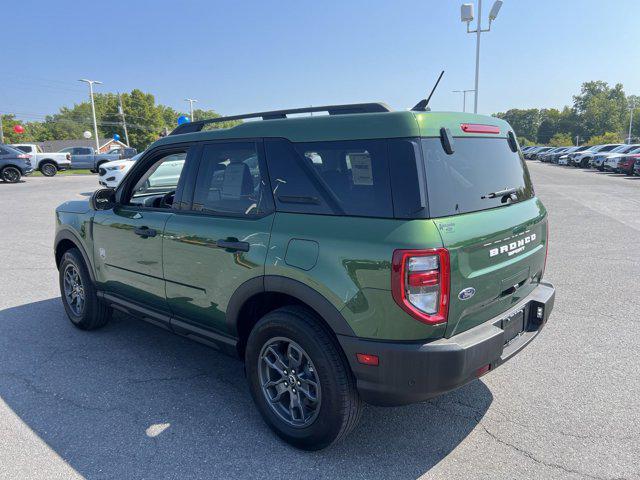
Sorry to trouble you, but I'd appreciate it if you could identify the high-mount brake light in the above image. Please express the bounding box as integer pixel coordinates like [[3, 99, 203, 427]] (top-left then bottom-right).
[[391, 248, 450, 325], [460, 123, 500, 134]]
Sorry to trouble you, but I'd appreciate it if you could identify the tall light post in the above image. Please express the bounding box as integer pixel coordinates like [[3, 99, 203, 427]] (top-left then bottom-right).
[[460, 0, 503, 113], [453, 89, 476, 112], [628, 100, 635, 144], [185, 98, 198, 122], [78, 79, 102, 152]]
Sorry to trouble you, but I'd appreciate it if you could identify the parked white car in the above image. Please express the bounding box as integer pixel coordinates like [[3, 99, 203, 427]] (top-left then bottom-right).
[[98, 152, 142, 188], [10, 143, 71, 176]]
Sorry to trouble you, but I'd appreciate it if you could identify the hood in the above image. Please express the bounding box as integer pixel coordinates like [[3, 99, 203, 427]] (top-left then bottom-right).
[[100, 159, 134, 169]]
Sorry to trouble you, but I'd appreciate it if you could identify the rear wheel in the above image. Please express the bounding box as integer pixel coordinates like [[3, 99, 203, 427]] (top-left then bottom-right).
[[59, 248, 112, 330], [245, 306, 361, 450], [1, 166, 21, 183], [40, 162, 58, 177]]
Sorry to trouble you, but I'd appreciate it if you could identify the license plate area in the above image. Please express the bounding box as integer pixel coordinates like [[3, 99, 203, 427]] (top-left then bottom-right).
[[501, 308, 525, 345]]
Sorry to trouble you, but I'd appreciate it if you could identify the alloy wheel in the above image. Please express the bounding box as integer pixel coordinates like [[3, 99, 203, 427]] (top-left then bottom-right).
[[42, 164, 57, 176], [63, 264, 85, 316], [258, 337, 321, 428], [2, 167, 20, 183]]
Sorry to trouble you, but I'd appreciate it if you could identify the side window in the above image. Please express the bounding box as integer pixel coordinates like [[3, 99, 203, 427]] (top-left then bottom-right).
[[265, 138, 393, 217], [127, 151, 187, 207], [264, 139, 332, 215], [192, 142, 272, 217]]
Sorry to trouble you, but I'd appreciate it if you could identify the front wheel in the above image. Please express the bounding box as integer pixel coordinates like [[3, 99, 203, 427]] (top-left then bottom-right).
[[1, 166, 21, 183], [40, 162, 58, 177], [59, 248, 112, 330], [245, 306, 361, 450]]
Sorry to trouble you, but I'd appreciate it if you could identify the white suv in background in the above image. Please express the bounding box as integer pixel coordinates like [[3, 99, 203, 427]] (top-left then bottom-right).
[[98, 152, 142, 188]]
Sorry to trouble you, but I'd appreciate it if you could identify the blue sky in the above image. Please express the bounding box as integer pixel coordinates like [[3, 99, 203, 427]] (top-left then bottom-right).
[[2, 0, 639, 122]]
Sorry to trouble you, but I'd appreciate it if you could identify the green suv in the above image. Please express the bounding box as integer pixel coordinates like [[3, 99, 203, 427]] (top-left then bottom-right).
[[54, 103, 555, 450]]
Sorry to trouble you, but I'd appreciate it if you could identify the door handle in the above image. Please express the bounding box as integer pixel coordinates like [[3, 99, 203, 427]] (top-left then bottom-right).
[[216, 239, 250, 252], [134, 226, 157, 238]]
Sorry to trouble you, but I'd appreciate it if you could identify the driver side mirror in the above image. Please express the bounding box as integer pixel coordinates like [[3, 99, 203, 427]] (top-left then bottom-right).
[[90, 188, 116, 210]]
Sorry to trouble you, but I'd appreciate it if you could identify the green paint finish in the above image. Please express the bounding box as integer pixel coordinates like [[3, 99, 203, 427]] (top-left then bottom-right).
[[285, 239, 319, 271], [432, 198, 547, 338], [163, 212, 272, 335], [266, 212, 445, 340], [92, 207, 172, 308]]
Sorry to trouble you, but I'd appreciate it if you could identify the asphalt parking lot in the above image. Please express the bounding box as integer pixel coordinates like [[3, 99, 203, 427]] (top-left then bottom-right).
[[0, 163, 638, 480]]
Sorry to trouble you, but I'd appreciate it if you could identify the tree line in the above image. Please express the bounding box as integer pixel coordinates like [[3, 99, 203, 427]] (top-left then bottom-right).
[[1, 80, 637, 151], [494, 81, 638, 146], [0, 89, 238, 151]]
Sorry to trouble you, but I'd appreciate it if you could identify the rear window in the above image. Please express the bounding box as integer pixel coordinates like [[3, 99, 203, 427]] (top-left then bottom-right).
[[421, 137, 534, 218]]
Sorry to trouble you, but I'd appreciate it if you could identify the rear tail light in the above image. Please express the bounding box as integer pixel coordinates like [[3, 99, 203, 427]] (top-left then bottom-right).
[[392, 248, 450, 325], [17, 154, 30, 159]]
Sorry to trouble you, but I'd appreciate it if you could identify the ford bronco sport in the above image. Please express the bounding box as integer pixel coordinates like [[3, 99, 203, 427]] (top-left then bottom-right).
[[54, 103, 555, 450]]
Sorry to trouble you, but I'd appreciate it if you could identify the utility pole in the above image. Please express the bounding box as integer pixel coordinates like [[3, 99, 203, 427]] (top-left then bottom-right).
[[79, 79, 102, 152], [118, 93, 130, 147], [0, 113, 4, 143], [453, 89, 476, 112], [460, 1, 503, 113], [628, 100, 635, 144], [576, 135, 580, 146], [185, 98, 198, 122]]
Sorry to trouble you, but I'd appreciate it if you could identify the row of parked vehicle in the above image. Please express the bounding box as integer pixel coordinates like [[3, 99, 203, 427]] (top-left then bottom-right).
[[523, 144, 640, 175], [0, 143, 137, 183]]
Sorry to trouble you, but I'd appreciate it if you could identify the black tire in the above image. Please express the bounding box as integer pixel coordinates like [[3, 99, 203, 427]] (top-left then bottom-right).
[[59, 248, 112, 330], [40, 162, 58, 177], [245, 306, 361, 450], [1, 166, 21, 183]]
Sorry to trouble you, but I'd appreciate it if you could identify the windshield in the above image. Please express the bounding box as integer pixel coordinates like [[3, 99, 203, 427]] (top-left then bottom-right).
[[421, 137, 534, 218]]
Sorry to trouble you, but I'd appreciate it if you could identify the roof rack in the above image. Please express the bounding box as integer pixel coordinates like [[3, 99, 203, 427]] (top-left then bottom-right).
[[169, 102, 392, 135]]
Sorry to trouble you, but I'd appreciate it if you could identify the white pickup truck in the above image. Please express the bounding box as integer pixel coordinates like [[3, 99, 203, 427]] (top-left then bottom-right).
[[10, 144, 72, 176]]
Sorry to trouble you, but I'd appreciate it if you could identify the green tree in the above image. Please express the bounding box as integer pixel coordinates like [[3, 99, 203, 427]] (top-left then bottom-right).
[[587, 132, 622, 145], [573, 81, 627, 139], [548, 133, 573, 146], [493, 108, 541, 141]]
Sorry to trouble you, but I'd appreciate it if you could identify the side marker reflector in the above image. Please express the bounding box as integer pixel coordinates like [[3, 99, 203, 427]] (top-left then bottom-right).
[[356, 353, 379, 366]]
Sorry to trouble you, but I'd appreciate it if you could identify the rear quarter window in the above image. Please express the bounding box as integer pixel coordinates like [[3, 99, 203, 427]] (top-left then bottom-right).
[[265, 138, 393, 218]]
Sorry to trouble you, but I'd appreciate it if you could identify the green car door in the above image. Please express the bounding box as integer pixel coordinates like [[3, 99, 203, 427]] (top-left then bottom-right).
[[163, 140, 274, 337], [92, 149, 189, 313]]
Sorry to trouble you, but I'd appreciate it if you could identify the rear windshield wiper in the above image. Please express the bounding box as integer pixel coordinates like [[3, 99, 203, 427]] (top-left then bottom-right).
[[481, 187, 518, 201]]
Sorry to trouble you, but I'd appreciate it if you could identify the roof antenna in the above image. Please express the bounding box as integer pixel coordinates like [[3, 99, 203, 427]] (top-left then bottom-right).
[[411, 70, 445, 111]]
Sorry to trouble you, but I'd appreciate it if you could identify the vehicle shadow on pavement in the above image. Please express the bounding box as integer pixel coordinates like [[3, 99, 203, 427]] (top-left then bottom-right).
[[0, 298, 492, 479]]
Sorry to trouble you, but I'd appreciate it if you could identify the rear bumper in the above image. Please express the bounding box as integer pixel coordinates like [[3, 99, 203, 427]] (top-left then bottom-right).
[[338, 282, 555, 406]]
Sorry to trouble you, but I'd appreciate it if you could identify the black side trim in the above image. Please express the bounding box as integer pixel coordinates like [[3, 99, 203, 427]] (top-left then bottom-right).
[[99, 292, 172, 330], [54, 229, 96, 283], [98, 291, 239, 357], [225, 276, 356, 337], [171, 318, 238, 356]]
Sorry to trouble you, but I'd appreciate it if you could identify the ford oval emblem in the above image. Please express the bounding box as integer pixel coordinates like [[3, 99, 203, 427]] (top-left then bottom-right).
[[458, 287, 476, 301]]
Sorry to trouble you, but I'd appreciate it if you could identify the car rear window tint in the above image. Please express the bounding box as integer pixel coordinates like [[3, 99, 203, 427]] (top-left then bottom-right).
[[265, 138, 393, 218], [421, 137, 535, 217]]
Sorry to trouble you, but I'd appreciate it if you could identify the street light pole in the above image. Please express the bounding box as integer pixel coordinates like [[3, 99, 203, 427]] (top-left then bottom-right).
[[453, 89, 476, 112], [628, 101, 635, 144], [185, 98, 198, 122], [79, 79, 102, 152], [461, 1, 503, 113], [118, 93, 130, 147]]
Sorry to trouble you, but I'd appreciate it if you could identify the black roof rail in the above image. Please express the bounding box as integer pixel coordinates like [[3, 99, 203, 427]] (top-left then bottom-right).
[[169, 102, 392, 135]]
